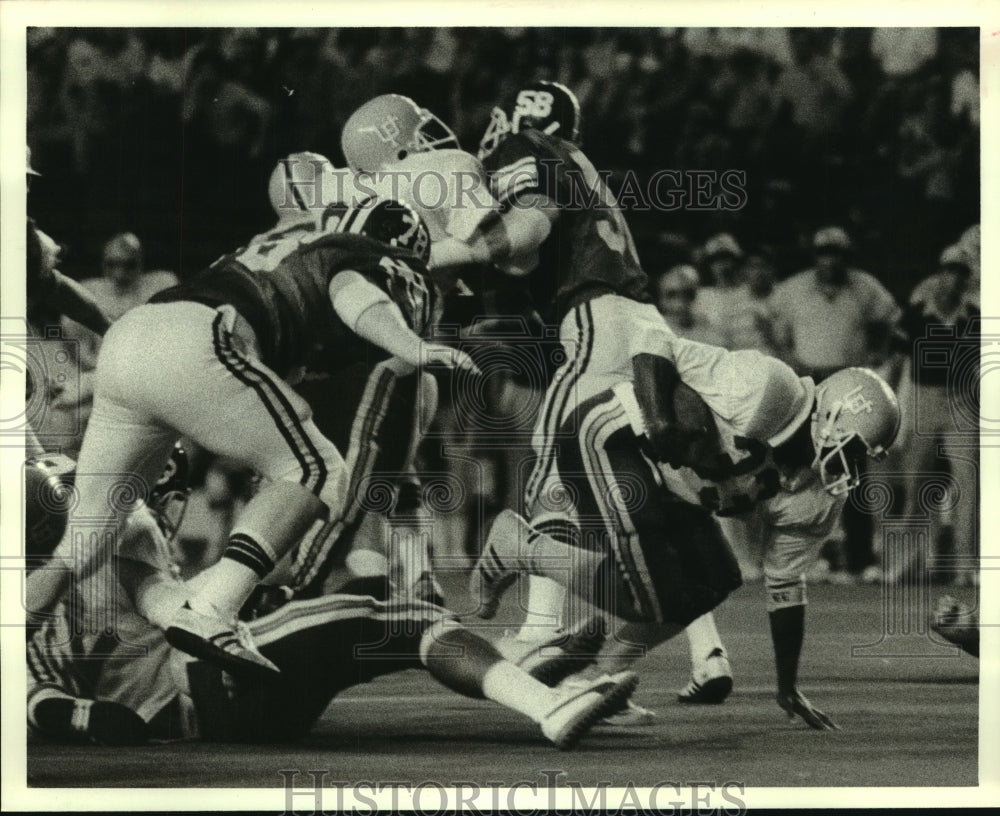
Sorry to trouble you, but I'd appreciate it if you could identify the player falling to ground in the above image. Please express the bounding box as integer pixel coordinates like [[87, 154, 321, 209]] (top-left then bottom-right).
[[480, 356, 900, 730], [25, 197, 478, 680], [423, 82, 743, 709], [23, 453, 638, 750]]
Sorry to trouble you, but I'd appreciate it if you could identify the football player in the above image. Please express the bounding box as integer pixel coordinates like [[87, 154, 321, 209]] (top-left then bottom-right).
[[24, 453, 638, 750], [340, 94, 498, 247], [420, 82, 741, 686], [25, 198, 477, 680], [476, 348, 900, 730], [25, 446, 189, 746]]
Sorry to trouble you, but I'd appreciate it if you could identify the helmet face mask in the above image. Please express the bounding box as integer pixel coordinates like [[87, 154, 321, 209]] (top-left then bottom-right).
[[809, 368, 900, 496], [477, 106, 512, 159]]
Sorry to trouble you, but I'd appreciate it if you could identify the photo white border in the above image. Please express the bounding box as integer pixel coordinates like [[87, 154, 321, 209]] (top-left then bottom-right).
[[2, 0, 998, 810]]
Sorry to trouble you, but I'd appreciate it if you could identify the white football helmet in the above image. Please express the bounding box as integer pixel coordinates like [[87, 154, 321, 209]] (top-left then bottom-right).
[[810, 367, 901, 495], [267, 151, 339, 224], [341, 94, 458, 174]]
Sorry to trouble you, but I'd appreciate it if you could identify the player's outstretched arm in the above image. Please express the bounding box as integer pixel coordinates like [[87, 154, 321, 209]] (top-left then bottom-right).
[[430, 197, 555, 277], [50, 270, 112, 337], [330, 271, 480, 375]]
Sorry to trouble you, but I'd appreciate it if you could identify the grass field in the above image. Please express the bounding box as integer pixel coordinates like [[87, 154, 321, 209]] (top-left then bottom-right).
[[26, 579, 979, 790]]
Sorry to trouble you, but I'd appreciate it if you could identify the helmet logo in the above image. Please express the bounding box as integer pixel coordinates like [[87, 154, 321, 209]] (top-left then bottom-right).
[[360, 114, 403, 145], [842, 385, 873, 416]]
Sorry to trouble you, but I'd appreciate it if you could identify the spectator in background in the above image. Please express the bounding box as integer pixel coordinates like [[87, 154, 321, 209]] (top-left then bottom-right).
[[770, 226, 901, 582], [894, 244, 979, 586], [654, 264, 724, 346], [58, 233, 178, 446], [25, 220, 112, 457], [771, 227, 900, 377], [957, 223, 980, 280], [871, 28, 938, 80], [692, 233, 779, 355], [82, 232, 178, 323]]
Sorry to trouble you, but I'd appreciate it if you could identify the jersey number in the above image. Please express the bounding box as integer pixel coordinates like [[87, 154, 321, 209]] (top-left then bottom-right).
[[568, 148, 641, 266]]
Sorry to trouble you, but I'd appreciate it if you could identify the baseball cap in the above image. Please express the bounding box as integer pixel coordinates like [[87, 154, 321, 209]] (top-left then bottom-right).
[[813, 226, 851, 252], [704, 233, 743, 259], [939, 244, 969, 268]]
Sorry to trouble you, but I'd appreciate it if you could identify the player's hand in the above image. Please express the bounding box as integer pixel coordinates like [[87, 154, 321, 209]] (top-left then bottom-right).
[[777, 689, 841, 731], [421, 343, 482, 376]]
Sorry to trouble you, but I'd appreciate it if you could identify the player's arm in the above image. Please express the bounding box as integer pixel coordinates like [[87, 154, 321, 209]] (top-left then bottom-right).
[[628, 354, 726, 476], [328, 271, 480, 374], [431, 195, 556, 277], [50, 270, 112, 337]]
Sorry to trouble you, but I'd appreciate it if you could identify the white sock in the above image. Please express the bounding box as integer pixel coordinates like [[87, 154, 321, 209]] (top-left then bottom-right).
[[516, 575, 566, 641], [481, 660, 560, 723], [685, 612, 725, 665], [346, 548, 390, 578], [188, 558, 261, 620]]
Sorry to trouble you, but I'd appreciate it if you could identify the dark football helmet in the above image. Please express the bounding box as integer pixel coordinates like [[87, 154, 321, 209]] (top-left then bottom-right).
[[478, 80, 582, 159], [337, 197, 431, 264]]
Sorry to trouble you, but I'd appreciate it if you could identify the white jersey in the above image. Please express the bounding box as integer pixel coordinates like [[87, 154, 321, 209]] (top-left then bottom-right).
[[613, 335, 841, 585], [27, 506, 181, 725], [356, 149, 499, 243]]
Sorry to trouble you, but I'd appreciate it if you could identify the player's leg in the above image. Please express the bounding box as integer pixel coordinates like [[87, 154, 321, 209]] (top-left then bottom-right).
[[763, 528, 839, 729], [420, 618, 638, 749], [288, 359, 417, 596], [27, 628, 149, 746], [26, 314, 179, 618], [114, 303, 347, 674]]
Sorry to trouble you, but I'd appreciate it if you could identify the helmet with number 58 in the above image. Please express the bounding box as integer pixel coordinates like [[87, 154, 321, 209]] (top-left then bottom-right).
[[810, 367, 901, 495], [479, 80, 582, 159], [342, 94, 459, 175]]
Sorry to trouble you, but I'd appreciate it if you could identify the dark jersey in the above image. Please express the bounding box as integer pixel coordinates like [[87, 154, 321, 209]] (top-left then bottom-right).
[[151, 232, 437, 379], [482, 129, 648, 323]]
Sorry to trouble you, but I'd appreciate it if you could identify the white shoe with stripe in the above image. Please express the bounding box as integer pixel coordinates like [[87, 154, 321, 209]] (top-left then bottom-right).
[[540, 671, 640, 750], [166, 603, 280, 679], [677, 647, 733, 704]]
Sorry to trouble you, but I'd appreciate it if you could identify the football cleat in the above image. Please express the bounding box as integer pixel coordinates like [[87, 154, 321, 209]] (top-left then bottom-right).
[[540, 671, 639, 750], [165, 602, 280, 679], [33, 697, 149, 746], [677, 647, 733, 704], [931, 595, 980, 657], [598, 699, 659, 727], [497, 615, 607, 687]]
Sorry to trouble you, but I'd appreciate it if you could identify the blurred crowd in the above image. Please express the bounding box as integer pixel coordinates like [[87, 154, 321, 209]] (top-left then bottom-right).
[[27, 26, 980, 586], [28, 27, 978, 291]]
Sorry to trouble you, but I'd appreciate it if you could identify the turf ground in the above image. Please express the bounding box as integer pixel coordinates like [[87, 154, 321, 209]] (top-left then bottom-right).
[[26, 579, 979, 789]]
